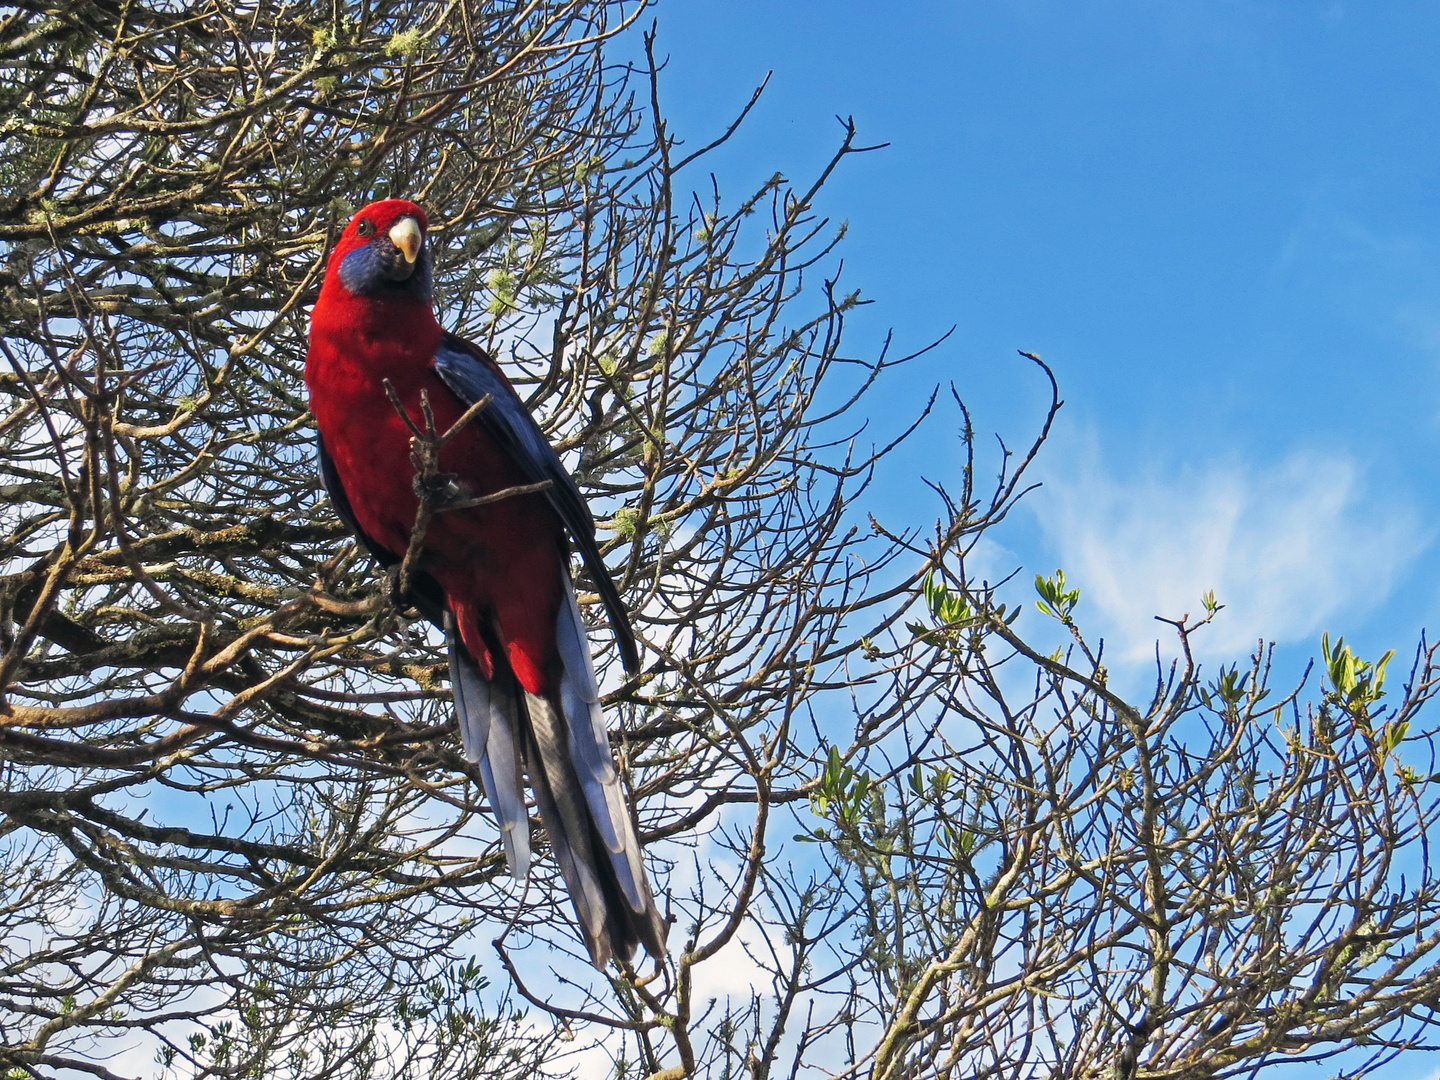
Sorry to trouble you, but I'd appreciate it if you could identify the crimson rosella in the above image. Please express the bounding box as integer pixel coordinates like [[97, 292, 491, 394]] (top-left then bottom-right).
[[305, 199, 666, 967]]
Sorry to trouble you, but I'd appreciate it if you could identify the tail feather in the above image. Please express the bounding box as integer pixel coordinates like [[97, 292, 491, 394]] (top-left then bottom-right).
[[448, 614, 530, 878], [524, 689, 666, 966], [445, 576, 667, 968], [523, 690, 617, 961], [555, 585, 634, 855], [553, 576, 662, 926]]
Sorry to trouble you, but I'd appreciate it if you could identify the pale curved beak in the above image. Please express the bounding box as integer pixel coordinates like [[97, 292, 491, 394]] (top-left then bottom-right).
[[389, 216, 423, 264]]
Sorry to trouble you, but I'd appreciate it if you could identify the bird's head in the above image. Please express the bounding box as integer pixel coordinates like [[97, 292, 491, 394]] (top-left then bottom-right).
[[331, 199, 433, 302]]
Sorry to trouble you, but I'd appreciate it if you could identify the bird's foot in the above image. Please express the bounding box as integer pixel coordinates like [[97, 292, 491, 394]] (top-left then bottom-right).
[[413, 470, 472, 510], [385, 564, 409, 610]]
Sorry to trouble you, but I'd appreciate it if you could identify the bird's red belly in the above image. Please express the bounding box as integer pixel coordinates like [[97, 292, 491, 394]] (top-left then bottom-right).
[[310, 367, 565, 694]]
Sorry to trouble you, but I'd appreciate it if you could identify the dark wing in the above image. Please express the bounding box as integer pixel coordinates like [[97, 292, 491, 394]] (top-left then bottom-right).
[[318, 434, 448, 628], [433, 333, 640, 673]]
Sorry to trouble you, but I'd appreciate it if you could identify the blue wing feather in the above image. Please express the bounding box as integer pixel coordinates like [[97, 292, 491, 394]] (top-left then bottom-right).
[[432, 333, 640, 673]]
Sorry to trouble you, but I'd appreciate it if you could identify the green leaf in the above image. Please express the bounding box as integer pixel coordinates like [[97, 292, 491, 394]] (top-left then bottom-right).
[[1035, 569, 1080, 623]]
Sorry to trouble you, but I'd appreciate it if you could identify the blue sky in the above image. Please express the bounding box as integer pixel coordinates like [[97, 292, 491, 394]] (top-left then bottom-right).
[[652, 0, 1440, 684]]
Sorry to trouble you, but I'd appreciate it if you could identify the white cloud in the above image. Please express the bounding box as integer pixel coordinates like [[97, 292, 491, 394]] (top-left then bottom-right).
[[1033, 441, 1428, 662]]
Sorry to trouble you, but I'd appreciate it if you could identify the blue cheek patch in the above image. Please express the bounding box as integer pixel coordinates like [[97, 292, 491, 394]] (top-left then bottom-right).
[[338, 243, 383, 295]]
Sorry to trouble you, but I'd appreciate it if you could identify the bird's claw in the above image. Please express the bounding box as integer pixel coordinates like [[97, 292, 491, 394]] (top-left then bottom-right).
[[381, 571, 418, 631], [413, 470, 469, 509], [385, 564, 408, 609]]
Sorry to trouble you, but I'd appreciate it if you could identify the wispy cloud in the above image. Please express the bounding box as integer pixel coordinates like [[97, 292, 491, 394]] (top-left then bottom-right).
[[1033, 440, 1428, 662]]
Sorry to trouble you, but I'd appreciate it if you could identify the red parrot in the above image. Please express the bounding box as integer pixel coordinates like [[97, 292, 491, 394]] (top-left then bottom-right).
[[305, 198, 666, 967]]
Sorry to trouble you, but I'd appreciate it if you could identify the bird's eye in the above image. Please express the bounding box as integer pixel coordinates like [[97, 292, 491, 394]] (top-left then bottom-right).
[[356, 219, 375, 236]]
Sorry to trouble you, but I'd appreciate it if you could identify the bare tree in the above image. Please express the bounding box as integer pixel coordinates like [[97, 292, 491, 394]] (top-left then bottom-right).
[[3, 3, 1440, 1079]]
